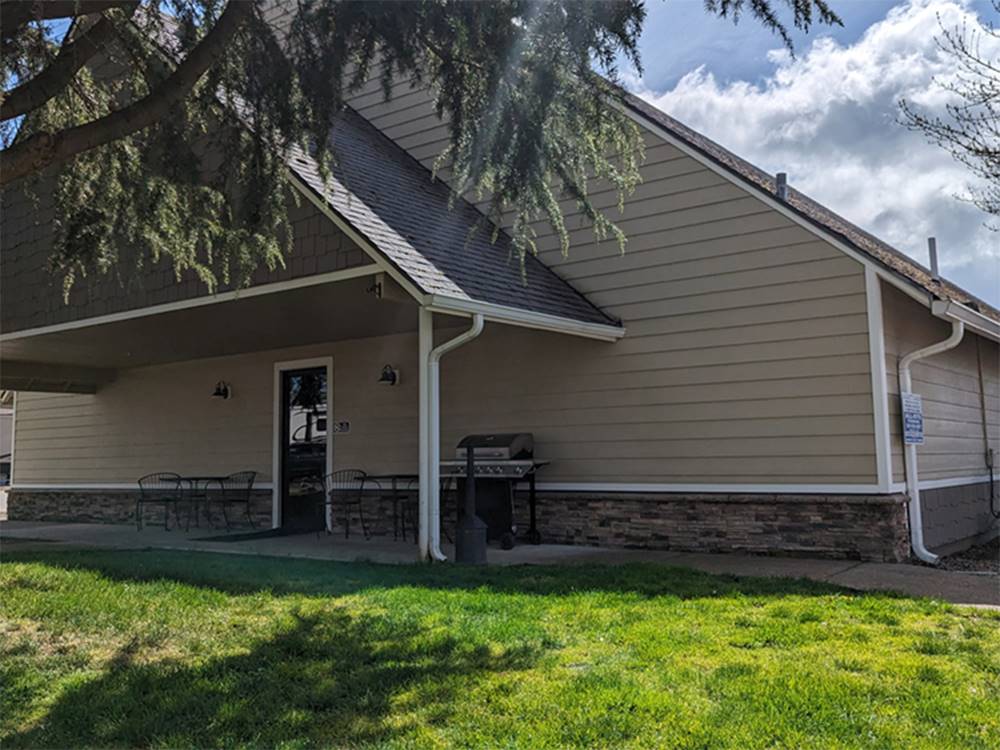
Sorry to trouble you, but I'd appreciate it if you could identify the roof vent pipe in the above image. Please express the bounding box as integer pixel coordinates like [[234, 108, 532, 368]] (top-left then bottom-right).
[[928, 237, 940, 282], [775, 172, 788, 201]]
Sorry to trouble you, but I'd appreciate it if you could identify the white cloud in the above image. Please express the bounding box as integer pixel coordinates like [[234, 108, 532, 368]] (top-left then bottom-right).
[[632, 0, 1000, 306]]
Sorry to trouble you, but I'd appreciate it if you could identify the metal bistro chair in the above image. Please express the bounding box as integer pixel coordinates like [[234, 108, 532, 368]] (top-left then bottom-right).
[[322, 470, 370, 539], [136, 472, 183, 531], [217, 471, 258, 531]]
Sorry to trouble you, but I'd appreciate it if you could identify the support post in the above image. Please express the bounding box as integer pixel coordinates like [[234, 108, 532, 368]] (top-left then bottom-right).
[[427, 313, 484, 562], [417, 307, 432, 561]]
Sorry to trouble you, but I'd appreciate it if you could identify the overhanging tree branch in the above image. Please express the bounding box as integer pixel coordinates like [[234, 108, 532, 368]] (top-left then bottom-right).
[[1, 0, 137, 40], [0, 0, 251, 185], [1, 5, 139, 121]]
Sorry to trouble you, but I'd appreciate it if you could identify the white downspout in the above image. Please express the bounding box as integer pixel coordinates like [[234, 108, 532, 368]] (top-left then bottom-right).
[[427, 312, 484, 562], [899, 317, 965, 564], [418, 308, 433, 561]]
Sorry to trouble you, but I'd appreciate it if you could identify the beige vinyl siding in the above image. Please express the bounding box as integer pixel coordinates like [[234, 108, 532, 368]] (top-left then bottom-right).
[[13, 319, 876, 486], [11, 333, 423, 484], [12, 76, 881, 487], [882, 283, 1000, 483], [344, 76, 878, 486], [433, 325, 873, 484]]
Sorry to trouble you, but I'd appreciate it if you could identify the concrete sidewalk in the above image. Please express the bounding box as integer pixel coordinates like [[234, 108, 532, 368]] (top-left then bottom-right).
[[2, 520, 997, 608]]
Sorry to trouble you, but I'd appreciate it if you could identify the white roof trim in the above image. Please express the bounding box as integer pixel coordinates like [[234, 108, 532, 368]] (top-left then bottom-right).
[[933, 300, 1000, 343], [284, 168, 431, 305], [620, 103, 941, 311], [889, 474, 995, 493], [288, 167, 623, 342], [425, 294, 625, 342], [0, 263, 381, 342], [527, 481, 889, 494]]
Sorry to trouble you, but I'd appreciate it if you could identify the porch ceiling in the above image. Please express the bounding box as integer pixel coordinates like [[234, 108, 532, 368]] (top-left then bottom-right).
[[1, 276, 417, 389]]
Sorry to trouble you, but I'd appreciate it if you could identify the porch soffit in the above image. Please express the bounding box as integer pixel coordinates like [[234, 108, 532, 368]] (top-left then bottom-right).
[[0, 274, 418, 373]]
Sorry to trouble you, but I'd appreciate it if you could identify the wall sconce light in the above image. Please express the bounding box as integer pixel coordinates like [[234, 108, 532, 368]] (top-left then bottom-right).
[[377, 365, 399, 386], [212, 381, 232, 400]]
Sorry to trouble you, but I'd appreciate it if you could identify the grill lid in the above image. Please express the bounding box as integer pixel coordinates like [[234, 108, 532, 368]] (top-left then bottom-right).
[[456, 433, 534, 460]]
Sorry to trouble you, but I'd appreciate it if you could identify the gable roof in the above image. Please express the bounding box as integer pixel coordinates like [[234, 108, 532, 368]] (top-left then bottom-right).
[[97, 9, 1000, 338], [294, 76, 998, 334], [141, 8, 621, 340], [619, 92, 1000, 325], [285, 106, 619, 332]]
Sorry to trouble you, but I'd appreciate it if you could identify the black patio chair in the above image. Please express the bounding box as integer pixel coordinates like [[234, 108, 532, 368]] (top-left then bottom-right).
[[217, 471, 258, 531], [322, 469, 369, 539], [401, 478, 419, 542], [136, 472, 183, 531]]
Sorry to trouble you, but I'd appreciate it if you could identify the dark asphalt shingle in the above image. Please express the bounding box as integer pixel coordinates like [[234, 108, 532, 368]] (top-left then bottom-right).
[[288, 106, 618, 328]]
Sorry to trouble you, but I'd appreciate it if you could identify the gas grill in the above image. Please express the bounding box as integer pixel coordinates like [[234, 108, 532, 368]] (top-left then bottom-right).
[[440, 433, 547, 547]]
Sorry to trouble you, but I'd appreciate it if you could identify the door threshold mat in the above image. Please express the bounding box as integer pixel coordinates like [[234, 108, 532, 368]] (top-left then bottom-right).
[[191, 528, 318, 542]]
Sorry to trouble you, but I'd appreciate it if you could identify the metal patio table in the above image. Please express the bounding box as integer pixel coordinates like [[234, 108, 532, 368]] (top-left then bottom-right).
[[365, 473, 419, 540], [177, 475, 228, 530]]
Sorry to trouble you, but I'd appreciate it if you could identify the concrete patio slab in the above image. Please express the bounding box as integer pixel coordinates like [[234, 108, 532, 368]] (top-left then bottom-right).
[[827, 561, 999, 608], [1, 520, 425, 564], [664, 552, 861, 581], [2, 520, 997, 608]]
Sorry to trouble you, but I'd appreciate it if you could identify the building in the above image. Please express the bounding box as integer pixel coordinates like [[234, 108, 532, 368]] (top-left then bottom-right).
[[2, 69, 998, 562], [0, 395, 11, 485]]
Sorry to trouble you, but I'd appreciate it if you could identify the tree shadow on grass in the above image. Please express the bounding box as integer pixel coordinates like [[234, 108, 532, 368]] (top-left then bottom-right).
[[5, 609, 539, 749], [3, 550, 876, 599], [1, 548, 872, 602]]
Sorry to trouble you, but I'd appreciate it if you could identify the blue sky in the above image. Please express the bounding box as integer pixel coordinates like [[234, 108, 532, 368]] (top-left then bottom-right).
[[627, 0, 1000, 307], [636, 0, 903, 89]]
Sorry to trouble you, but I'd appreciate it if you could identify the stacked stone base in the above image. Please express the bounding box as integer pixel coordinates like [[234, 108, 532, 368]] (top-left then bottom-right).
[[6, 488, 911, 561], [5, 488, 427, 539], [5, 489, 275, 530], [509, 491, 911, 562]]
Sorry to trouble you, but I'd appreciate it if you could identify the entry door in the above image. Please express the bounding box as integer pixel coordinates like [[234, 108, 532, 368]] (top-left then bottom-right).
[[280, 366, 328, 531]]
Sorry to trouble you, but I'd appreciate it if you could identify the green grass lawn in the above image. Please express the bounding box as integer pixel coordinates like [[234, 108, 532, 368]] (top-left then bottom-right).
[[1, 548, 998, 749]]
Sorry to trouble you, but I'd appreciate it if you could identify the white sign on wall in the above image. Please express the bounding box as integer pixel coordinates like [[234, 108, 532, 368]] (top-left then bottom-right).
[[901, 393, 924, 445]]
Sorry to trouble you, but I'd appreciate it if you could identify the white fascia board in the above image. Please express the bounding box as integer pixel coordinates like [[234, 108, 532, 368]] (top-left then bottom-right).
[[889, 475, 995, 493], [620, 105, 936, 311], [0, 264, 381, 342], [425, 294, 626, 342], [529, 482, 887, 494], [287, 172, 622, 344], [865, 266, 894, 492], [19, 477, 993, 494], [8, 393, 15, 486], [932, 300, 1000, 343], [15, 480, 885, 494]]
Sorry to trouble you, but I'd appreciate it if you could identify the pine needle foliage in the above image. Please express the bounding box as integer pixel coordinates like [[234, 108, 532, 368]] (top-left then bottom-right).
[[1, 0, 841, 295]]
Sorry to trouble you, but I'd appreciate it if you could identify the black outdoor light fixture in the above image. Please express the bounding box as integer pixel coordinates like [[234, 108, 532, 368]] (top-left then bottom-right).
[[377, 365, 399, 386], [212, 381, 232, 400]]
